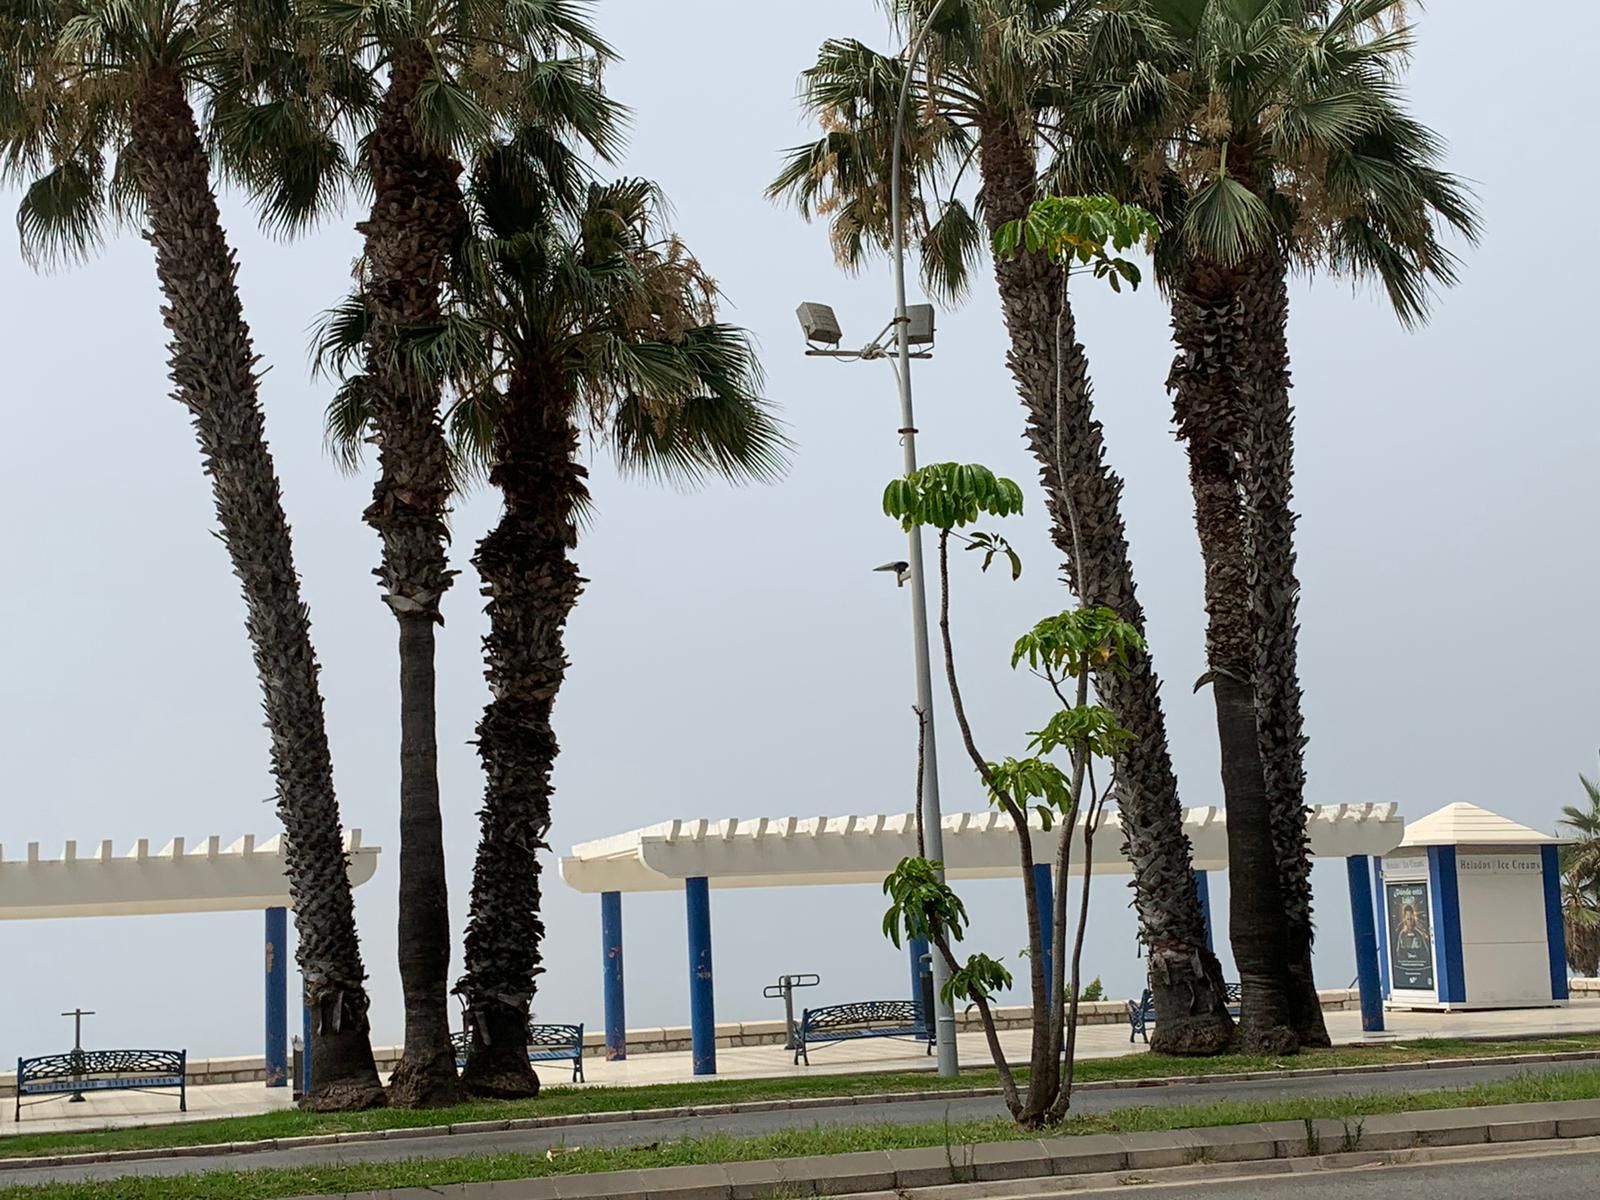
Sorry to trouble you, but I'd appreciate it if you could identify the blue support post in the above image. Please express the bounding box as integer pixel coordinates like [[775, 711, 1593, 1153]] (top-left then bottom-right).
[[264, 906, 288, 1087], [301, 990, 313, 1095], [1345, 856, 1385, 1033], [1194, 870, 1214, 954], [1541, 845, 1570, 1001], [908, 935, 930, 1019], [685, 877, 716, 1075], [1428, 845, 1467, 1005], [601, 891, 627, 1061], [1032, 863, 1055, 1006]]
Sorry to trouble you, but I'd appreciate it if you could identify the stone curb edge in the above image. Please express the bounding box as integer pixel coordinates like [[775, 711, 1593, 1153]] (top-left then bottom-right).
[[6, 1047, 1600, 1173], [260, 1097, 1600, 1200]]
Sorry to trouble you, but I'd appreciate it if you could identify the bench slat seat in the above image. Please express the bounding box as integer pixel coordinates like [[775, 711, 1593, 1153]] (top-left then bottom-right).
[[451, 1023, 584, 1082], [794, 1001, 932, 1065]]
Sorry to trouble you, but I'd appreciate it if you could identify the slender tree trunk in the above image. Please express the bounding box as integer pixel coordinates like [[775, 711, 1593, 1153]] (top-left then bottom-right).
[[359, 46, 466, 1108], [1240, 256, 1328, 1046], [976, 120, 1232, 1054], [1169, 257, 1297, 1054], [458, 374, 587, 1098], [125, 72, 382, 1109]]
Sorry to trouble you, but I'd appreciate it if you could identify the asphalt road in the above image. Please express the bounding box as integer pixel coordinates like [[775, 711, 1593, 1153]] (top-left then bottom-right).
[[1076, 1146, 1600, 1197], [0, 1058, 1590, 1186]]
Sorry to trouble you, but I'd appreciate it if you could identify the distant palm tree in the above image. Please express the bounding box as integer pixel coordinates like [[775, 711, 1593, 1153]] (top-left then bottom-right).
[[1560, 774, 1600, 977], [0, 0, 384, 1107], [1060, 0, 1476, 1049], [304, 0, 624, 1107], [322, 153, 788, 1096], [771, 0, 1233, 1056]]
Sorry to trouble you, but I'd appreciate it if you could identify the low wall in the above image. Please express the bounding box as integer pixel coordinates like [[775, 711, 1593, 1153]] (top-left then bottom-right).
[[0, 989, 1364, 1096]]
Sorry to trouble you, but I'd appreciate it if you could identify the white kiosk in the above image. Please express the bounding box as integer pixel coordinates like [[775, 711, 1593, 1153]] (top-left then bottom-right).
[[1379, 802, 1568, 1011]]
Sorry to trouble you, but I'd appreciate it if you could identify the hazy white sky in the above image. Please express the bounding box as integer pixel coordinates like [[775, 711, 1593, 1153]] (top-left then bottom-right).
[[2, 0, 1596, 1062]]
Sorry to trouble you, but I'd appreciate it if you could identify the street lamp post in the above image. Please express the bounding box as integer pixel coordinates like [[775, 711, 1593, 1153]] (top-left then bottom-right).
[[792, 0, 961, 1080]]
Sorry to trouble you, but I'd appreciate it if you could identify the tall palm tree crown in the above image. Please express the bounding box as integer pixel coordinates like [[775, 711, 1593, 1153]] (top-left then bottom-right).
[[303, 0, 625, 1106], [0, 0, 385, 1107], [1057, 0, 1478, 1046], [771, 0, 1235, 1053]]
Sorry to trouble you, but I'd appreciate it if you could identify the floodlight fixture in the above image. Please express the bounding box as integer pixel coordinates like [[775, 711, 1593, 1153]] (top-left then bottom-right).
[[904, 304, 935, 347], [795, 302, 842, 348]]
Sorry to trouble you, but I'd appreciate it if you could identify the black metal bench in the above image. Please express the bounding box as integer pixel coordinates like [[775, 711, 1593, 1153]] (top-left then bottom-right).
[[1127, 983, 1242, 1044], [793, 1001, 932, 1065], [451, 1023, 585, 1083], [15, 1049, 186, 1121]]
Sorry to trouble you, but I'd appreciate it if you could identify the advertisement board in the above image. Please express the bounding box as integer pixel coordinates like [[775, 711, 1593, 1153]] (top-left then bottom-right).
[[1386, 880, 1435, 992]]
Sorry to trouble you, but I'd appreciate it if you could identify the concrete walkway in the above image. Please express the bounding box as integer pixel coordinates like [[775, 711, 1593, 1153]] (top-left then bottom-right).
[[7, 1000, 1600, 1139]]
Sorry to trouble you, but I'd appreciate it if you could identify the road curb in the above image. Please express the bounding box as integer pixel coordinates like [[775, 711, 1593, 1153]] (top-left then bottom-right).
[[260, 1097, 1600, 1200], [4, 1047, 1600, 1173]]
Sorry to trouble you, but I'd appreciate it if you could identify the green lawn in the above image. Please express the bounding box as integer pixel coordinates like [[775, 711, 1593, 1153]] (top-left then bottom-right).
[[4, 1066, 1600, 1199], [2, 1034, 1596, 1164]]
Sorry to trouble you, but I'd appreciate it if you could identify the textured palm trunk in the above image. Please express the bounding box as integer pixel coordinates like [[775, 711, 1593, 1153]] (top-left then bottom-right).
[[1240, 256, 1328, 1046], [359, 46, 467, 1108], [1169, 258, 1298, 1054], [125, 72, 383, 1109], [976, 121, 1232, 1054], [457, 371, 586, 1098]]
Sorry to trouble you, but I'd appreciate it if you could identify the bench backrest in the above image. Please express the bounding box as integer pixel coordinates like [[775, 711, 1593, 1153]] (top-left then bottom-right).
[[18, 1049, 185, 1085], [450, 1023, 582, 1053], [802, 1001, 922, 1032], [525, 1023, 582, 1051]]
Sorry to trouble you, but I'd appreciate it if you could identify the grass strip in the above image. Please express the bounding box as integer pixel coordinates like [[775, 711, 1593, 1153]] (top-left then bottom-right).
[[4, 1064, 1600, 1199], [2, 1034, 1597, 1163]]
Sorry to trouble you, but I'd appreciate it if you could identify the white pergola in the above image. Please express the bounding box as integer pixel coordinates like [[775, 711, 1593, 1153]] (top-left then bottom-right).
[[0, 831, 379, 919], [0, 831, 380, 1088], [559, 803, 1402, 892], [561, 803, 1403, 1073]]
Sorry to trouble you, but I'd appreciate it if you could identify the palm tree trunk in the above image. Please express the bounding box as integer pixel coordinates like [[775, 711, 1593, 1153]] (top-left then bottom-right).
[[458, 374, 587, 1098], [976, 121, 1232, 1054], [1240, 256, 1328, 1046], [124, 71, 383, 1109], [359, 46, 467, 1108], [1169, 258, 1298, 1054]]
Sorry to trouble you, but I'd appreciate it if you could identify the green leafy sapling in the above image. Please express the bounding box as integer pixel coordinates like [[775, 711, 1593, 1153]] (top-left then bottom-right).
[[879, 461, 1146, 1127]]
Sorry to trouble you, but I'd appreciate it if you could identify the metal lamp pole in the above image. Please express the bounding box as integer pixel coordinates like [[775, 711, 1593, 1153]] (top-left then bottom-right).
[[890, 0, 959, 1078]]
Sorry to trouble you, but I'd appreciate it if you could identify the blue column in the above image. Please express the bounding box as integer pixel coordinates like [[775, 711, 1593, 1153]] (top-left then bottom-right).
[[1032, 863, 1055, 1007], [1427, 845, 1467, 1004], [1541, 845, 1570, 1001], [1194, 870, 1214, 954], [685, 877, 715, 1075], [1345, 856, 1385, 1032], [264, 907, 288, 1087], [601, 891, 627, 1060], [301, 989, 313, 1094], [907, 935, 930, 1019]]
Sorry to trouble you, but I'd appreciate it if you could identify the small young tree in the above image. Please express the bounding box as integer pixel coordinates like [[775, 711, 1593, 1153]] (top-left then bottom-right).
[[880, 461, 1146, 1128]]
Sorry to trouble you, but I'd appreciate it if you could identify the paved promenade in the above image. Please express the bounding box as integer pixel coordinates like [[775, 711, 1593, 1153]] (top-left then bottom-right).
[[6, 999, 1600, 1138]]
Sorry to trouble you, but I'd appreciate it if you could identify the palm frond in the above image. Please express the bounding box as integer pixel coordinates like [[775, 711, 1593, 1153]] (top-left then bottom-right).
[[16, 157, 106, 269], [1181, 171, 1272, 265]]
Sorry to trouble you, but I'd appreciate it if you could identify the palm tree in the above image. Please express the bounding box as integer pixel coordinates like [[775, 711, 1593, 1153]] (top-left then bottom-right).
[[1061, 0, 1477, 1046], [771, 0, 1234, 1054], [305, 0, 624, 1106], [323, 152, 788, 1096], [0, 0, 384, 1106], [1560, 774, 1600, 977]]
